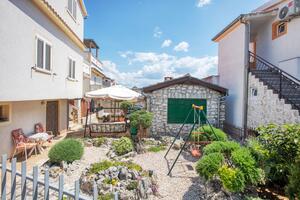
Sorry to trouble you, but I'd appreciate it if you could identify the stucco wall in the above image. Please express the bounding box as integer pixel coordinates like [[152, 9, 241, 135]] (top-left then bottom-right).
[[0, 0, 84, 101], [145, 84, 226, 136], [255, 16, 300, 79], [247, 73, 300, 128], [218, 24, 247, 129], [0, 100, 68, 156]]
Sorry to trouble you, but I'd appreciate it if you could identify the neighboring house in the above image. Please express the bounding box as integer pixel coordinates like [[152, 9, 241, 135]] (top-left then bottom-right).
[[202, 75, 220, 85], [0, 0, 87, 156], [143, 74, 227, 136], [213, 0, 300, 139]]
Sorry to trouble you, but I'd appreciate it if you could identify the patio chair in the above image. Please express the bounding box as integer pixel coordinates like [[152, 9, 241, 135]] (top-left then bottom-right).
[[34, 123, 54, 142], [11, 129, 37, 160]]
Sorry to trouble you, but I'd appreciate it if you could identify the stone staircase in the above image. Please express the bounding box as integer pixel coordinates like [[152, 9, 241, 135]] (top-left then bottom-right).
[[249, 52, 300, 114]]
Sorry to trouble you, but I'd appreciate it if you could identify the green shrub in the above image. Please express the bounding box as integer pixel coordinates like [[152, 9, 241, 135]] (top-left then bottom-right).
[[126, 181, 138, 190], [147, 145, 166, 152], [203, 141, 240, 156], [191, 125, 228, 142], [89, 160, 142, 174], [98, 193, 113, 200], [218, 165, 245, 192], [196, 152, 224, 180], [94, 137, 107, 147], [120, 101, 133, 114], [48, 139, 84, 163], [112, 137, 134, 156], [129, 110, 153, 129], [246, 138, 269, 165]]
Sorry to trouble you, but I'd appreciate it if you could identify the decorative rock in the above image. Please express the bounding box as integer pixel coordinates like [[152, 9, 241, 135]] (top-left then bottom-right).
[[118, 168, 129, 180], [49, 166, 62, 178], [173, 139, 184, 150]]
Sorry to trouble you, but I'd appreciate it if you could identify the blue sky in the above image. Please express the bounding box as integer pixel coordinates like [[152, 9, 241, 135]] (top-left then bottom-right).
[[84, 0, 267, 87]]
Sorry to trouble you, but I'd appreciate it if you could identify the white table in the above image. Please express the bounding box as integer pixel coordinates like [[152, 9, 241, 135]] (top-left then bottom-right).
[[28, 133, 52, 153]]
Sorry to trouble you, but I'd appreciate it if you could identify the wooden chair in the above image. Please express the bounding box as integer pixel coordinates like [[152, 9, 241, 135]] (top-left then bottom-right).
[[11, 129, 37, 160]]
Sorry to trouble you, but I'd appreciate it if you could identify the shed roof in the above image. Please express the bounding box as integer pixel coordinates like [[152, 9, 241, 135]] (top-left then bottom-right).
[[142, 74, 228, 94]]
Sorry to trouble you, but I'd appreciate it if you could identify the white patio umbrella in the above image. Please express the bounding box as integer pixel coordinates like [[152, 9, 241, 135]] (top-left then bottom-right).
[[85, 85, 141, 101]]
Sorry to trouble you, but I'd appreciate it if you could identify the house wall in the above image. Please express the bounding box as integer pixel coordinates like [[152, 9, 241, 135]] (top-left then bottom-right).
[[255, 15, 300, 79], [217, 24, 248, 131], [247, 73, 300, 128], [145, 84, 226, 136], [0, 100, 68, 156], [0, 0, 84, 102]]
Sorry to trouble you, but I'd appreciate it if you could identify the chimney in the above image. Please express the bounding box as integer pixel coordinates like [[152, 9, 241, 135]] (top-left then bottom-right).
[[164, 76, 173, 81]]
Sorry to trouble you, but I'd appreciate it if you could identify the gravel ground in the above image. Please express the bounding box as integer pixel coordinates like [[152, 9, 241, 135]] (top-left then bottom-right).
[[132, 150, 201, 200]]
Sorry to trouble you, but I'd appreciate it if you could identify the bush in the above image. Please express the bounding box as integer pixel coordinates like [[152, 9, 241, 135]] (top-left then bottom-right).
[[48, 139, 84, 163], [196, 141, 264, 193], [93, 137, 107, 147], [120, 101, 133, 114], [218, 165, 245, 192], [98, 193, 113, 200], [196, 152, 224, 180], [129, 110, 153, 129], [126, 181, 138, 190], [191, 125, 228, 142], [147, 145, 166, 152], [286, 160, 300, 199], [112, 137, 134, 156]]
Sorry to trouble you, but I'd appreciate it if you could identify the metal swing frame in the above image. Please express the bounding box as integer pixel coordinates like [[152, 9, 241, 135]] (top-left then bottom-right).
[[164, 104, 219, 176]]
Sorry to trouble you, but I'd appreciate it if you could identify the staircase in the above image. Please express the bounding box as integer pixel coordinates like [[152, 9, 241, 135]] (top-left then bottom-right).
[[249, 52, 300, 113]]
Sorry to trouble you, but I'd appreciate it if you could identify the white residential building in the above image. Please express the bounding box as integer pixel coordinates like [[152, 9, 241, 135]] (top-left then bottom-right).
[[213, 0, 300, 139], [0, 0, 87, 156]]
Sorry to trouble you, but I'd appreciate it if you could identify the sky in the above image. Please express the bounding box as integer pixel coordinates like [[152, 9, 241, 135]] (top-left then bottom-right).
[[84, 0, 268, 87]]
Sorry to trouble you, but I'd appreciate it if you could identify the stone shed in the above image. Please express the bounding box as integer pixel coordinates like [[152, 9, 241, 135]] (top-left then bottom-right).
[[143, 75, 228, 135]]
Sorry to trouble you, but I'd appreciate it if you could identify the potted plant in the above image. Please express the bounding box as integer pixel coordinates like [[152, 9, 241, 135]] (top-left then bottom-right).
[[129, 110, 153, 138], [120, 101, 133, 116]]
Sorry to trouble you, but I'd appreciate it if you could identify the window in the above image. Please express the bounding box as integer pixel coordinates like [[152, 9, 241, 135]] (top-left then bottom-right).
[[0, 104, 11, 124], [67, 0, 77, 20], [36, 37, 52, 71], [272, 21, 287, 40], [68, 58, 76, 79], [250, 87, 258, 97], [167, 98, 207, 124]]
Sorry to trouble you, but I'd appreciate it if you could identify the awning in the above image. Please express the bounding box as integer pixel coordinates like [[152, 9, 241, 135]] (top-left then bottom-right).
[[85, 85, 142, 101]]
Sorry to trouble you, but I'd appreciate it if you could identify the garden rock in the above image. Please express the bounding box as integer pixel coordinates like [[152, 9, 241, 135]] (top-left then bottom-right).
[[49, 166, 62, 178], [173, 138, 184, 150], [118, 168, 129, 180]]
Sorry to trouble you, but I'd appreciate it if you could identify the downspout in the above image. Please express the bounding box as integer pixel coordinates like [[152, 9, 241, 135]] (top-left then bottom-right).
[[241, 19, 251, 141]]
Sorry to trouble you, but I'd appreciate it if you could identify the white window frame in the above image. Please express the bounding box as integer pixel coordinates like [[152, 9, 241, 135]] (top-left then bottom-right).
[[0, 103, 12, 126], [35, 35, 52, 72], [67, 57, 77, 81], [67, 0, 77, 21]]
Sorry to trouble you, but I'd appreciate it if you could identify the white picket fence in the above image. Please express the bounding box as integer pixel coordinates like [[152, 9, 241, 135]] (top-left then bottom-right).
[[0, 154, 118, 200]]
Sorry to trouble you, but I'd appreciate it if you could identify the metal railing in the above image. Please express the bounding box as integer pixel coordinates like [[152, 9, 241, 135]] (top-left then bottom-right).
[[249, 52, 300, 110], [1, 154, 118, 200]]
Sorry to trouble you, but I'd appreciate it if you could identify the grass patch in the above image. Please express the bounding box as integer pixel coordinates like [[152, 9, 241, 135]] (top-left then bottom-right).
[[147, 145, 166, 152], [89, 160, 143, 174]]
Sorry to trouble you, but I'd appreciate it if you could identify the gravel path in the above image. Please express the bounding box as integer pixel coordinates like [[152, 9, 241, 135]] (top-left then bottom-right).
[[132, 150, 202, 200]]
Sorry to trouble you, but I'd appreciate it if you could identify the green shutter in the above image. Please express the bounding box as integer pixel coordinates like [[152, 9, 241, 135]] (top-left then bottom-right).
[[167, 98, 207, 124]]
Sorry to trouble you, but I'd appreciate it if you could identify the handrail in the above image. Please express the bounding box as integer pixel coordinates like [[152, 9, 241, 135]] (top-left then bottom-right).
[[249, 51, 300, 111], [249, 51, 300, 84]]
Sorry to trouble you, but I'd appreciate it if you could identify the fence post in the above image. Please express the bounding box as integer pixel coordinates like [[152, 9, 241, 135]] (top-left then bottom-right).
[[32, 166, 38, 200], [58, 175, 64, 200], [114, 192, 118, 200], [21, 161, 27, 200], [11, 158, 17, 200], [74, 180, 79, 200], [93, 181, 98, 200], [44, 170, 49, 200], [1, 154, 7, 200]]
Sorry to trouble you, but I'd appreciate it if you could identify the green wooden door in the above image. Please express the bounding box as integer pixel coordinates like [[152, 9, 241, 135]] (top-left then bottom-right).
[[167, 98, 207, 124]]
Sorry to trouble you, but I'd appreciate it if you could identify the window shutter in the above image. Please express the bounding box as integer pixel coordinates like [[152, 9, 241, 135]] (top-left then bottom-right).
[[45, 44, 51, 70], [37, 39, 44, 68]]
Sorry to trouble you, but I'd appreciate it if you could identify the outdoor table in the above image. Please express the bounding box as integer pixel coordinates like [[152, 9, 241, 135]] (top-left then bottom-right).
[[28, 132, 52, 153]]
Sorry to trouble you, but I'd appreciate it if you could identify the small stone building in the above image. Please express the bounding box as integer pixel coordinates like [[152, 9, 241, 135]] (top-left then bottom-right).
[[143, 75, 228, 136]]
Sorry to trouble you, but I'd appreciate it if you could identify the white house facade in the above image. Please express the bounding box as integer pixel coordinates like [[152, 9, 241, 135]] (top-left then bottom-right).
[[0, 0, 87, 156], [213, 0, 300, 139]]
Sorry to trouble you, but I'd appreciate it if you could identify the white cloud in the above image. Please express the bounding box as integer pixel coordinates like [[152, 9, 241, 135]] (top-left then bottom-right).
[[197, 0, 211, 7], [161, 39, 172, 48], [174, 41, 190, 52], [103, 51, 218, 87], [153, 26, 163, 38]]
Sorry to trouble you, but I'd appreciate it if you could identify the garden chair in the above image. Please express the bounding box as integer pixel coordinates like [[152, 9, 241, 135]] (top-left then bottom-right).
[[11, 129, 37, 160]]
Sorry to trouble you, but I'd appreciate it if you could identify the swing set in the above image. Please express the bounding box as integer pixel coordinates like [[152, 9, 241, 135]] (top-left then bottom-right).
[[164, 104, 219, 176]]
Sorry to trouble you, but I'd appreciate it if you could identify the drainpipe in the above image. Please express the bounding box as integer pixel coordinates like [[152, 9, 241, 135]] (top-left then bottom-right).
[[241, 20, 251, 141]]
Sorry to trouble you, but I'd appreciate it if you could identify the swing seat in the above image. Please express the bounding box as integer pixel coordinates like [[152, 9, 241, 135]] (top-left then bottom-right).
[[191, 148, 201, 158]]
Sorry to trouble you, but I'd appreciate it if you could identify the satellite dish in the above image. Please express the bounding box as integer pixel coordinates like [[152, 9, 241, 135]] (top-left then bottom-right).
[[279, 6, 289, 19]]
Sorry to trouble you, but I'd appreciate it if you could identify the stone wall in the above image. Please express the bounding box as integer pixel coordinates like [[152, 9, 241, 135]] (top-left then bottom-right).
[[247, 73, 300, 128], [145, 84, 226, 136]]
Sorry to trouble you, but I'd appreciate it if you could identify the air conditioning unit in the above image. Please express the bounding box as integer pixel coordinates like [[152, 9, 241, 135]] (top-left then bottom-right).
[[277, 0, 300, 21]]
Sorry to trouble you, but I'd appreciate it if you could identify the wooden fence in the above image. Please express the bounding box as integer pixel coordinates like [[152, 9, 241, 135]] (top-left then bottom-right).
[[0, 154, 118, 200]]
